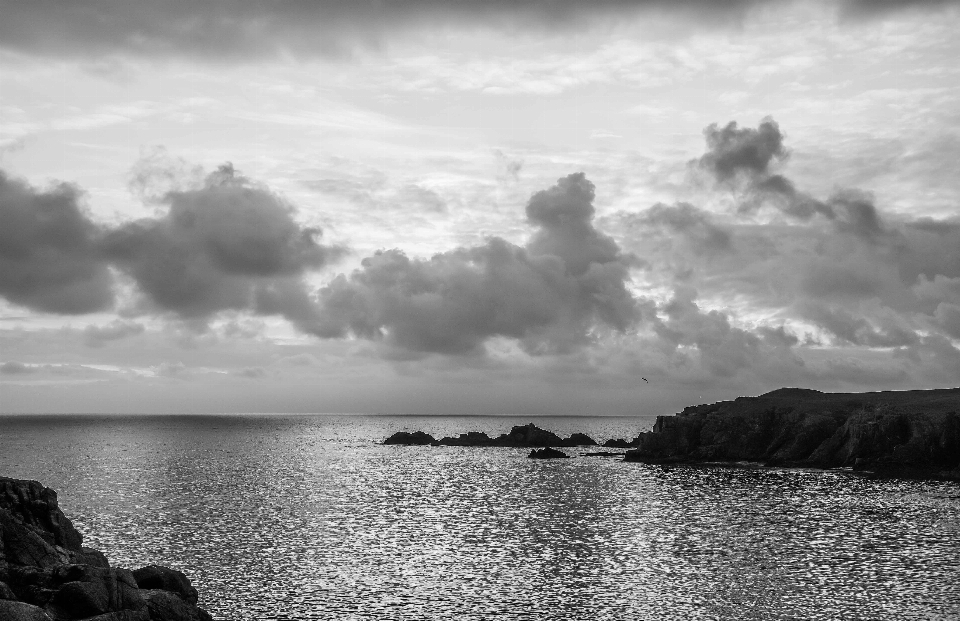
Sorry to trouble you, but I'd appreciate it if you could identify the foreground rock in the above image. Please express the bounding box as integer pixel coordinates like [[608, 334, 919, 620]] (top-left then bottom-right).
[[527, 448, 569, 459], [625, 387, 960, 479], [0, 476, 213, 621], [384, 423, 598, 448]]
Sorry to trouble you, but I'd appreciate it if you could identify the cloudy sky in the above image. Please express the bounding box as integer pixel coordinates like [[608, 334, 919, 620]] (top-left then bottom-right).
[[1, 0, 959, 415]]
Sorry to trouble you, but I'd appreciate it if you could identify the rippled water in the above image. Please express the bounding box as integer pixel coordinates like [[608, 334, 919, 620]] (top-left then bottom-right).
[[1, 414, 958, 620]]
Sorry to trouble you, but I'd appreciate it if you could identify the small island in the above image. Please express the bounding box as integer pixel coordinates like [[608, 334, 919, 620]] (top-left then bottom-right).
[[384, 387, 960, 479], [0, 476, 213, 621]]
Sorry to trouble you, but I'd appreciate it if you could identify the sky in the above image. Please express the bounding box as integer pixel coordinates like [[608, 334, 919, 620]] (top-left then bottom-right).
[[1, 0, 959, 415]]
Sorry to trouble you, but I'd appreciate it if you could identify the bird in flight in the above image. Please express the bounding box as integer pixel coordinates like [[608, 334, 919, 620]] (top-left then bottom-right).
[[641, 377, 649, 383]]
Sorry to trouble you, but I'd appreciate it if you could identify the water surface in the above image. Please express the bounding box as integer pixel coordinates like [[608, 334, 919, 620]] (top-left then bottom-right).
[[1, 414, 957, 620]]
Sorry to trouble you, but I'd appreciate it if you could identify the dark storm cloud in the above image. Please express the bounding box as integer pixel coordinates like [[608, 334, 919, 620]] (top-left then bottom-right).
[[5, 0, 953, 61], [697, 118, 788, 181], [103, 163, 345, 318], [697, 118, 893, 238], [0, 0, 765, 59], [0, 170, 114, 314], [796, 302, 919, 348], [313, 173, 640, 355]]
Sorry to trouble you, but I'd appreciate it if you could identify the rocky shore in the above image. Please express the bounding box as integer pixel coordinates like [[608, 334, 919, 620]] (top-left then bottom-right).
[[0, 476, 213, 621], [384, 387, 960, 479]]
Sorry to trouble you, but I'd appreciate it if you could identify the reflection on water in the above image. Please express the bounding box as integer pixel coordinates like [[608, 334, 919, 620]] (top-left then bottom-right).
[[1, 415, 958, 620]]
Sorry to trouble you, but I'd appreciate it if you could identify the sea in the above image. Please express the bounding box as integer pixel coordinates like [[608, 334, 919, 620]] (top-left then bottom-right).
[[0, 414, 958, 621]]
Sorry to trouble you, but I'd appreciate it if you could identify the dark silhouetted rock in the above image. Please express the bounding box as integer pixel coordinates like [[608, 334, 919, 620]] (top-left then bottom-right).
[[0, 478, 82, 552], [0, 476, 214, 621], [133, 566, 198, 606], [0, 600, 54, 620], [142, 589, 209, 621], [602, 438, 633, 449], [581, 451, 626, 457], [624, 387, 960, 479], [1, 581, 18, 600], [433, 431, 493, 446], [528, 447, 569, 459], [561, 433, 597, 447], [385, 424, 604, 450], [81, 612, 148, 621], [497, 424, 563, 447], [46, 565, 145, 618], [383, 431, 436, 445]]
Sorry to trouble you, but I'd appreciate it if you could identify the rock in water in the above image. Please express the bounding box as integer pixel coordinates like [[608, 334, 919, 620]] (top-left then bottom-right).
[[0, 476, 215, 620], [561, 433, 598, 447], [528, 447, 569, 459], [383, 431, 436, 445]]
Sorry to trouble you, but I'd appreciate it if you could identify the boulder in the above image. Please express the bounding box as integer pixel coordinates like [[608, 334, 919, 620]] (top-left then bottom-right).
[[0, 479, 83, 552], [81, 612, 149, 621], [46, 565, 145, 619], [1, 580, 18, 600], [142, 589, 214, 621], [132, 566, 198, 606], [0, 600, 54, 621]]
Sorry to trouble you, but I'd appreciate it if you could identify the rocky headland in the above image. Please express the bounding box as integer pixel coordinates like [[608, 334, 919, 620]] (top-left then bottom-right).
[[384, 387, 960, 479], [625, 387, 960, 479], [0, 476, 213, 621]]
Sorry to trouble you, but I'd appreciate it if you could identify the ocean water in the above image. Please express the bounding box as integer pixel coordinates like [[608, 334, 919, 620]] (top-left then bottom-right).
[[0, 414, 958, 620]]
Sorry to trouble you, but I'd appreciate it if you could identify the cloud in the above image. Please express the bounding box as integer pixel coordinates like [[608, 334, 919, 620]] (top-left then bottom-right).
[[156, 361, 188, 378], [697, 117, 788, 181], [0, 0, 762, 60], [652, 286, 805, 379], [83, 319, 146, 347], [676, 117, 960, 369], [235, 366, 267, 379], [103, 163, 346, 319], [313, 173, 641, 355], [7, 1, 952, 61], [628, 202, 733, 255], [0, 361, 34, 375], [0, 170, 114, 314]]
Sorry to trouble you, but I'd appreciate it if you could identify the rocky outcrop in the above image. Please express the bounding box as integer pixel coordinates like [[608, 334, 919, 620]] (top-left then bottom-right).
[[624, 387, 960, 479], [527, 448, 569, 459], [384, 423, 597, 448], [0, 477, 213, 621], [382, 431, 434, 446]]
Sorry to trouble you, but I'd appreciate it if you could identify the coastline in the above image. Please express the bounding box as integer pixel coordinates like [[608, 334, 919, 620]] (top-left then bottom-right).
[[385, 387, 960, 480]]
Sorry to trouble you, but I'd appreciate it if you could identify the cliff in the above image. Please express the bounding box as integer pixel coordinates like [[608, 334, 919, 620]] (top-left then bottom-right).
[[0, 476, 213, 621], [624, 387, 960, 479]]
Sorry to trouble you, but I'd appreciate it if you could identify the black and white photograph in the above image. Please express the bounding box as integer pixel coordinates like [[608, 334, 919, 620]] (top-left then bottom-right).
[[1, 0, 959, 618]]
